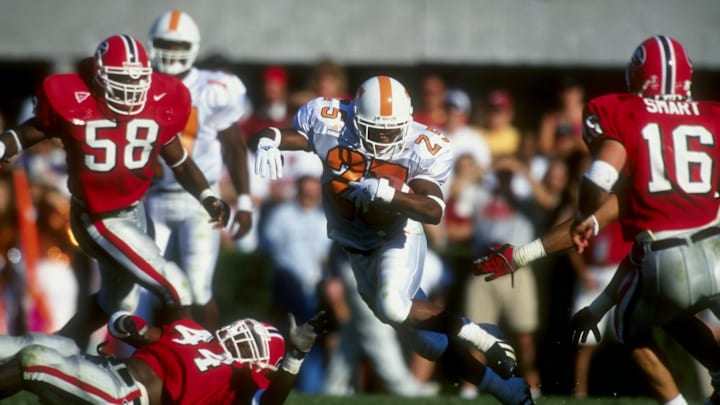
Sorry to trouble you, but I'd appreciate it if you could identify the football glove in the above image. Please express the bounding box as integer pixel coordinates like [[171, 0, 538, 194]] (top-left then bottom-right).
[[346, 177, 396, 212], [287, 311, 329, 358], [473, 244, 517, 284], [255, 136, 283, 180], [570, 306, 602, 345], [202, 196, 231, 228], [485, 340, 518, 380], [108, 311, 148, 340]]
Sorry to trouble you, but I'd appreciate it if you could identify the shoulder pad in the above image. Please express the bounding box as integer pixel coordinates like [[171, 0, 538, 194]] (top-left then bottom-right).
[[148, 73, 191, 128], [41, 73, 95, 122]]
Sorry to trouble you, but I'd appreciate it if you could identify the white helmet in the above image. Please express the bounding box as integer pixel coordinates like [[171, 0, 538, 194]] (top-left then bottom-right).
[[354, 75, 413, 159], [148, 10, 200, 75]]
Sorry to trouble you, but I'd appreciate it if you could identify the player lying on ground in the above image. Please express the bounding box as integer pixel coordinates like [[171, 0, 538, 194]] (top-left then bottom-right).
[[0, 311, 327, 404]]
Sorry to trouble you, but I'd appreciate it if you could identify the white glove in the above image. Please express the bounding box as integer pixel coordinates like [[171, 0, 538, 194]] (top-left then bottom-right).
[[255, 137, 283, 180], [347, 177, 396, 212]]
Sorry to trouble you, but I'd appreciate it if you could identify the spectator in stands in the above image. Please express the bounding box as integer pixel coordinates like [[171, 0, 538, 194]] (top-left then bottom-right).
[[480, 89, 522, 160], [537, 78, 588, 157], [289, 58, 350, 109], [455, 167, 542, 399], [413, 73, 448, 129]]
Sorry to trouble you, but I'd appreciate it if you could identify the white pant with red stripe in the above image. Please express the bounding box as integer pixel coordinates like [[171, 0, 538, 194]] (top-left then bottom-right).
[[70, 200, 192, 314], [1, 334, 149, 405]]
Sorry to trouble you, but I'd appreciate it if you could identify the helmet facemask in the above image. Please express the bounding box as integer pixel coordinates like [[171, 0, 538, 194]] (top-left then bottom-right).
[[150, 38, 198, 76], [93, 35, 152, 116], [353, 75, 413, 160], [148, 10, 201, 76], [354, 117, 409, 160], [215, 319, 278, 373]]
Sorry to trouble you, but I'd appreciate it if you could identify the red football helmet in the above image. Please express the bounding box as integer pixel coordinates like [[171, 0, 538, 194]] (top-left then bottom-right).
[[215, 318, 285, 387], [625, 35, 692, 99], [93, 34, 152, 115]]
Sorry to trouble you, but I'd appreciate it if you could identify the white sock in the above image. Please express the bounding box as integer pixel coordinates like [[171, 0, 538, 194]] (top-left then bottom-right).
[[512, 238, 546, 268], [663, 394, 687, 405], [457, 322, 499, 352]]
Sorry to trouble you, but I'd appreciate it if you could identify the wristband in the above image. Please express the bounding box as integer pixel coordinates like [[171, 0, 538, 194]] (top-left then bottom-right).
[[268, 127, 282, 147], [236, 194, 253, 212], [7, 130, 22, 154], [108, 310, 134, 338], [199, 188, 215, 201], [513, 238, 546, 268], [590, 214, 600, 236], [0, 141, 5, 160], [281, 354, 304, 375]]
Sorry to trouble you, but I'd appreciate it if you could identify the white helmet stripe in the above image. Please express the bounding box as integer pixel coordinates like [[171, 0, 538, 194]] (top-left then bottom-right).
[[656, 35, 675, 95], [120, 34, 138, 63]]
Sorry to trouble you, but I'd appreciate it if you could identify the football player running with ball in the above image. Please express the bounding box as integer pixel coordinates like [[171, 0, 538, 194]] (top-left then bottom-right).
[[0, 34, 230, 344], [474, 36, 720, 405], [252, 75, 533, 404]]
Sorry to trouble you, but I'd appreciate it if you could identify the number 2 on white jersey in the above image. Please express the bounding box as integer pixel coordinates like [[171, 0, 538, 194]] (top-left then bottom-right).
[[643, 123, 714, 194]]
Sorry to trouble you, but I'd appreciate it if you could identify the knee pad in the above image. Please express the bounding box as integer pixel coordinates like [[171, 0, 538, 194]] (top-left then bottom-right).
[[376, 291, 411, 325]]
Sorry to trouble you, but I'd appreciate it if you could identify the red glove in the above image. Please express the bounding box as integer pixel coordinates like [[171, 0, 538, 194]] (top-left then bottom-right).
[[473, 244, 516, 283]]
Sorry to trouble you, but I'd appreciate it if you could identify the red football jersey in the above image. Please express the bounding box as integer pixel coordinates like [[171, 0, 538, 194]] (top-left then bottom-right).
[[132, 319, 258, 405], [585, 94, 720, 240], [35, 72, 190, 214]]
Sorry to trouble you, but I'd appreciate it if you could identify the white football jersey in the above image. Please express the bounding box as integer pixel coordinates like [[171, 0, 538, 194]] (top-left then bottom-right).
[[293, 97, 454, 250], [152, 67, 249, 190]]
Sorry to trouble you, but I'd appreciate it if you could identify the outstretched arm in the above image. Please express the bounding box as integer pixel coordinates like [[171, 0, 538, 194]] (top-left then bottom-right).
[[0, 118, 50, 164], [473, 194, 620, 281], [253, 312, 328, 405], [249, 127, 311, 180]]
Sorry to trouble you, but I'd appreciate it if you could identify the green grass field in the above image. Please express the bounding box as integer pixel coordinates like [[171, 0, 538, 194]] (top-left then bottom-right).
[[0, 392, 671, 405]]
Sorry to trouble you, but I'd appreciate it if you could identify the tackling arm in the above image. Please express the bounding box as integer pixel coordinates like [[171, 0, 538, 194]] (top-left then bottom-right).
[[473, 194, 620, 281], [0, 118, 50, 163]]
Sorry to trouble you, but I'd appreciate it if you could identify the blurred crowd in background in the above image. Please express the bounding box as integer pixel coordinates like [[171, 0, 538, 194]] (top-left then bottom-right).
[[0, 56, 716, 401]]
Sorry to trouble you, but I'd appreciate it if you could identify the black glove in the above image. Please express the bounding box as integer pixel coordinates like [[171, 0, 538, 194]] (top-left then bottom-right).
[[485, 340, 518, 379], [288, 311, 329, 358], [570, 306, 602, 344], [202, 196, 231, 227]]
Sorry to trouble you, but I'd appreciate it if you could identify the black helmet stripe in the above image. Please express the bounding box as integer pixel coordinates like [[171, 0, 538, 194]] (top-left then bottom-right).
[[120, 34, 138, 63], [656, 35, 675, 95]]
